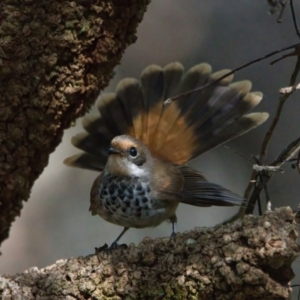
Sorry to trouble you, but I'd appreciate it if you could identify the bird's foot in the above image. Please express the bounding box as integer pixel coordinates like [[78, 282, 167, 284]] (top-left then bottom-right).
[[109, 241, 120, 250], [95, 243, 108, 254], [170, 231, 177, 238], [95, 242, 127, 254]]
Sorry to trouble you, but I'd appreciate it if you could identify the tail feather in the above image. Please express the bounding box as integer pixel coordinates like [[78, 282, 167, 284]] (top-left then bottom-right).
[[193, 112, 269, 156], [82, 114, 114, 143], [154, 63, 213, 155], [163, 82, 264, 163], [179, 63, 212, 94], [64, 153, 105, 171], [64, 62, 269, 170], [97, 93, 131, 136], [196, 80, 252, 125], [162, 62, 184, 98], [160, 67, 237, 163], [197, 90, 263, 135], [169, 63, 212, 121], [152, 63, 185, 151], [210, 69, 234, 85], [70, 133, 108, 159], [64, 132, 108, 171], [140, 65, 165, 146], [229, 80, 252, 95], [116, 78, 144, 140], [181, 69, 234, 122]]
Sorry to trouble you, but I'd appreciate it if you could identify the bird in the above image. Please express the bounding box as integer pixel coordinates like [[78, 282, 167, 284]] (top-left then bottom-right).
[[64, 62, 269, 249]]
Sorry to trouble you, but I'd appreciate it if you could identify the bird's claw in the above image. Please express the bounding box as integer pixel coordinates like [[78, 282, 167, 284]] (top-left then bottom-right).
[[109, 242, 128, 250], [95, 243, 108, 254], [95, 242, 127, 254], [170, 232, 177, 238], [109, 241, 119, 250]]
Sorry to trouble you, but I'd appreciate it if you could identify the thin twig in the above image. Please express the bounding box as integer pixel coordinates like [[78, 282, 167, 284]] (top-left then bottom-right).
[[290, 0, 300, 39], [223, 134, 300, 223], [257, 193, 262, 215], [268, 0, 290, 23], [297, 151, 300, 174], [242, 55, 300, 214], [270, 45, 300, 65], [279, 82, 300, 94], [164, 42, 300, 105], [259, 56, 300, 159], [245, 133, 300, 215], [260, 57, 300, 159], [165, 4, 300, 105], [277, 0, 289, 23], [253, 165, 282, 172], [271, 136, 300, 167], [246, 139, 300, 215], [223, 145, 253, 163]]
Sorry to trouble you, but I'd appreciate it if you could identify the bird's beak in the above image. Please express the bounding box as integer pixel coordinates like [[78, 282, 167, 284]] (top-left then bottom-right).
[[108, 147, 120, 155]]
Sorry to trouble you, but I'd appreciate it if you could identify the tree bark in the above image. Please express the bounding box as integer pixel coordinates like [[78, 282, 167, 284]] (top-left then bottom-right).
[[0, 0, 150, 246], [0, 207, 299, 299]]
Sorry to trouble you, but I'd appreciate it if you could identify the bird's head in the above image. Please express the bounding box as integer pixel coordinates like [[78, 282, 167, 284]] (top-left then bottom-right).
[[105, 135, 153, 177]]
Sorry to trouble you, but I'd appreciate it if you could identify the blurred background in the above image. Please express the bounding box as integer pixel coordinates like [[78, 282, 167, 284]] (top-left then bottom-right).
[[1, 0, 300, 297]]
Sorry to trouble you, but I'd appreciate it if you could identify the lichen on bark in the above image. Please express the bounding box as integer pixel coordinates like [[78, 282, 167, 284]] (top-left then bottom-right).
[[0, 0, 150, 245], [0, 207, 299, 299]]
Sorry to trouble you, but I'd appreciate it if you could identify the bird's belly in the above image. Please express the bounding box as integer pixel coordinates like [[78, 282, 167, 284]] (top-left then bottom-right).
[[91, 177, 177, 228]]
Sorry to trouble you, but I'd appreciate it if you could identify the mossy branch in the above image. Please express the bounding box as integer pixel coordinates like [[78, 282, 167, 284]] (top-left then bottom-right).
[[1, 207, 299, 299]]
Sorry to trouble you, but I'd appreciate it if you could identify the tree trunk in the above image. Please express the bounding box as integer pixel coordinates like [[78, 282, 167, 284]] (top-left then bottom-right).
[[0, 207, 299, 299], [0, 0, 150, 246]]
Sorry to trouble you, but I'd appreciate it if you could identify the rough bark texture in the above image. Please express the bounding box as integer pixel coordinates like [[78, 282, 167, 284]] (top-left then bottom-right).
[[0, 0, 150, 246], [0, 207, 299, 300]]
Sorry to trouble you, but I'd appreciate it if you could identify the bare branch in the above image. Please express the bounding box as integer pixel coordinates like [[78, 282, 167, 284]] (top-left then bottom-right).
[[272, 136, 300, 167], [267, 0, 290, 23], [290, 0, 300, 38], [279, 83, 300, 94], [242, 55, 300, 216], [252, 165, 282, 172]]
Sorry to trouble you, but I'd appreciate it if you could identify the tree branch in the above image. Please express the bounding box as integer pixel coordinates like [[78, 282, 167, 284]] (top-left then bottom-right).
[[0, 0, 150, 246], [0, 207, 298, 299], [242, 54, 300, 215]]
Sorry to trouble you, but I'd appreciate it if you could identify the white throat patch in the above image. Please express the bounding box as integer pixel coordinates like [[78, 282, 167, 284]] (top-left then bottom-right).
[[124, 160, 146, 177]]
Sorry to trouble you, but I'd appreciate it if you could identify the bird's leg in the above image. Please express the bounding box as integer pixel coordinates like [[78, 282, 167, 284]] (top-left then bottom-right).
[[169, 214, 177, 238], [109, 227, 129, 249], [171, 222, 177, 238], [257, 193, 262, 216]]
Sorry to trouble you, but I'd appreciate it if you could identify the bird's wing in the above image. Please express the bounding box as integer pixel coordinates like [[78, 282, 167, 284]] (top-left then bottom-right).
[[149, 162, 244, 207], [64, 62, 268, 170], [147, 159, 184, 203], [177, 166, 245, 206]]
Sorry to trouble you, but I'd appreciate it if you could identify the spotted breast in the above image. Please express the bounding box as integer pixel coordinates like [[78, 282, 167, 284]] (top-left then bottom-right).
[[90, 171, 178, 229]]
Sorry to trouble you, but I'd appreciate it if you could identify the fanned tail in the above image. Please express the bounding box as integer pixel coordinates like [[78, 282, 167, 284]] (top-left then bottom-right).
[[64, 62, 268, 170]]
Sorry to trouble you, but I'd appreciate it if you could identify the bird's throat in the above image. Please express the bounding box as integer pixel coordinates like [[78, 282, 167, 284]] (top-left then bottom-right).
[[106, 155, 147, 178]]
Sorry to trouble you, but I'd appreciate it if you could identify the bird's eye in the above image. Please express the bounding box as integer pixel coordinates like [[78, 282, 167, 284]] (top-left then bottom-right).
[[129, 147, 138, 157]]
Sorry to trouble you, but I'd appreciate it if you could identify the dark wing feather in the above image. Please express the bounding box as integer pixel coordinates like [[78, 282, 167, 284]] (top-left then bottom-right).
[[152, 164, 244, 207], [178, 166, 245, 206]]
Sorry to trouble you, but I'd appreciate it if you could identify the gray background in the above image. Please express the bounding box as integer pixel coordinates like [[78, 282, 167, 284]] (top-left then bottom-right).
[[1, 1, 300, 298]]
